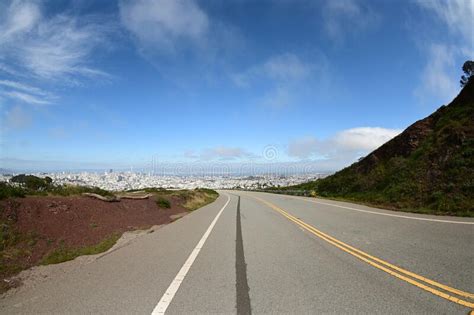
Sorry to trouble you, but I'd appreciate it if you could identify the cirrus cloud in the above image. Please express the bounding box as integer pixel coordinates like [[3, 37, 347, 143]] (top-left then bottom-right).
[[0, 0, 115, 128], [0, 0, 113, 83], [0, 79, 56, 105]]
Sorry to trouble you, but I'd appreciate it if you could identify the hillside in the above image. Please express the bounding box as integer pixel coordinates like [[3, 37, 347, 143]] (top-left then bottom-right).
[[0, 182, 218, 293], [279, 80, 474, 216]]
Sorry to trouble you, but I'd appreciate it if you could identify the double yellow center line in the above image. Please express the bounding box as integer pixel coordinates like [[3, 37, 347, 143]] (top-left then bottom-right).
[[251, 195, 474, 309]]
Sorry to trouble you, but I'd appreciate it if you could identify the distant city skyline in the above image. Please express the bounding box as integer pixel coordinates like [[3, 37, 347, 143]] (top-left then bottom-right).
[[0, 157, 337, 175], [0, 171, 326, 190], [1, 0, 472, 172]]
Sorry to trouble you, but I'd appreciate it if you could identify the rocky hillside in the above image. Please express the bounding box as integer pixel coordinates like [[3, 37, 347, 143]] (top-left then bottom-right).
[[287, 80, 474, 216]]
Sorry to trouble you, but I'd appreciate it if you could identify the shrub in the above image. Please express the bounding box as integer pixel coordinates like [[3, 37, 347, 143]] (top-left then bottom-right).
[[156, 197, 171, 208], [0, 182, 25, 200], [50, 185, 114, 197], [10, 175, 51, 191]]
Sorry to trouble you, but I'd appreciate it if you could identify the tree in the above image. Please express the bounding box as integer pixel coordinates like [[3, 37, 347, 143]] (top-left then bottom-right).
[[10, 174, 52, 191], [460, 60, 474, 87]]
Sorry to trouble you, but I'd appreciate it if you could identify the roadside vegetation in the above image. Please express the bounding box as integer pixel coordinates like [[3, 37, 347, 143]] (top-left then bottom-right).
[[40, 234, 120, 265], [156, 196, 171, 208], [0, 201, 39, 293], [0, 180, 219, 292], [172, 188, 219, 211], [1, 176, 114, 200], [127, 187, 219, 210]]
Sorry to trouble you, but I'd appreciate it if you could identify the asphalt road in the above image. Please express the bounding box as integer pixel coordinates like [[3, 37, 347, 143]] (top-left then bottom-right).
[[1, 191, 473, 314]]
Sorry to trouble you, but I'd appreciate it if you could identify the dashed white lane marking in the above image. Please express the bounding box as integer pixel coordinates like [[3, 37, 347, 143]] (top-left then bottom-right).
[[151, 194, 231, 314], [292, 196, 474, 225]]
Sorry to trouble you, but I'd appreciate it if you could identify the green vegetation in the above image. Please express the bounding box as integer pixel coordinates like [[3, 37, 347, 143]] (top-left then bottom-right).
[[126, 187, 219, 211], [181, 188, 219, 211], [0, 202, 20, 252], [0, 175, 114, 200], [0, 203, 40, 293], [156, 196, 171, 208], [41, 234, 120, 265], [0, 185, 218, 293], [0, 221, 21, 253], [49, 185, 115, 197], [10, 174, 52, 191], [1, 178, 220, 210], [271, 79, 474, 216], [0, 182, 25, 200], [126, 187, 168, 193], [460, 60, 473, 87]]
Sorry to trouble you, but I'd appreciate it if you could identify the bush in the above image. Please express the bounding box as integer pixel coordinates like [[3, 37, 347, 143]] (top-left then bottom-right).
[[10, 175, 51, 191], [1, 178, 115, 199], [0, 182, 25, 200], [50, 185, 114, 197], [156, 197, 171, 208]]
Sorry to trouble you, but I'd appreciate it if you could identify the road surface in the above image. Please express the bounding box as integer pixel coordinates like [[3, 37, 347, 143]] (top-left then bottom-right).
[[1, 191, 473, 314]]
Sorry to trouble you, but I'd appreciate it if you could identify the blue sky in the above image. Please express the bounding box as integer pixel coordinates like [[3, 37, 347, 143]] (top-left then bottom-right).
[[0, 0, 472, 172]]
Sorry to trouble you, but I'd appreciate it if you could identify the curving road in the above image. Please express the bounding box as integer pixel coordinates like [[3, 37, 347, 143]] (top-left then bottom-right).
[[1, 191, 473, 314]]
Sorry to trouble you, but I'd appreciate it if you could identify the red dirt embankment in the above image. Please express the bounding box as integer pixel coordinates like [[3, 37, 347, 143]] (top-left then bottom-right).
[[0, 194, 188, 291]]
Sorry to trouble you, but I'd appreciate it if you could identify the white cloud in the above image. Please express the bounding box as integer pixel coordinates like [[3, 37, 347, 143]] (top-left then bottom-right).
[[0, 80, 48, 96], [119, 0, 243, 85], [261, 53, 312, 81], [0, 62, 22, 77], [415, 44, 458, 103], [260, 86, 292, 108], [322, 0, 379, 42], [119, 0, 209, 53], [3, 91, 51, 105], [186, 146, 254, 161], [288, 127, 401, 159], [19, 16, 111, 81], [413, 0, 473, 104], [233, 52, 328, 108], [0, 0, 40, 42], [0, 0, 112, 82], [233, 53, 312, 87], [287, 137, 320, 159], [0, 79, 56, 105], [332, 127, 401, 151], [416, 0, 474, 44], [205, 147, 248, 160]]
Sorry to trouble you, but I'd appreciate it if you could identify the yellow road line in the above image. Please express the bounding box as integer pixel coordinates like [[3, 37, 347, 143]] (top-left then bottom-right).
[[251, 195, 474, 309], [286, 196, 474, 299]]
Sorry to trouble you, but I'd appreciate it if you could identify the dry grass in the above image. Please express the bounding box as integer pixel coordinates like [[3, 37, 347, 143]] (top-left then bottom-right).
[[182, 189, 219, 211]]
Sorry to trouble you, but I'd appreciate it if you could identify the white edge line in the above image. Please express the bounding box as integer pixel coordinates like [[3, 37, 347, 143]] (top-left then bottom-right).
[[151, 194, 231, 315], [291, 196, 474, 225]]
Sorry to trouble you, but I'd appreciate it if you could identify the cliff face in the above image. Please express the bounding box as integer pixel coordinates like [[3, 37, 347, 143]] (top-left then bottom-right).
[[296, 80, 474, 215]]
